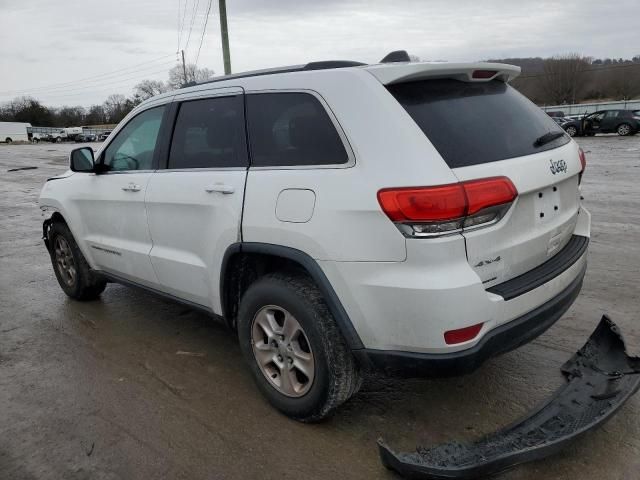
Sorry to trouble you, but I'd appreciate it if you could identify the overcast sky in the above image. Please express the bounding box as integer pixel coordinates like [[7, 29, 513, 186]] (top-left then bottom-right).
[[1, 0, 639, 106]]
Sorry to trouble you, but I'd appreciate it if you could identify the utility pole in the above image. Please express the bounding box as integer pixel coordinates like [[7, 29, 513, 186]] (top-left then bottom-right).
[[181, 49, 188, 84], [218, 0, 231, 75]]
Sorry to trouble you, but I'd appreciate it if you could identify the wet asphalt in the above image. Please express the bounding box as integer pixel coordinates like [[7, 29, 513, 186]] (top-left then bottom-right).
[[1, 137, 639, 479]]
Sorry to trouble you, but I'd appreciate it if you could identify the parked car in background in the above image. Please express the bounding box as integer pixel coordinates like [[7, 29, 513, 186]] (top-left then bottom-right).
[[98, 131, 112, 141], [561, 110, 639, 137], [553, 117, 569, 126], [75, 133, 97, 142]]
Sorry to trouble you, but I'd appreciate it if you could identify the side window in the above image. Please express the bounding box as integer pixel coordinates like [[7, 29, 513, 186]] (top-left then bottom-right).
[[605, 111, 619, 118], [168, 95, 247, 169], [246, 92, 348, 167], [103, 106, 165, 171]]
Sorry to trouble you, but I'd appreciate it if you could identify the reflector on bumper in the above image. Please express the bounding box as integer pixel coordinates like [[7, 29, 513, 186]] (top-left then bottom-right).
[[378, 315, 640, 479]]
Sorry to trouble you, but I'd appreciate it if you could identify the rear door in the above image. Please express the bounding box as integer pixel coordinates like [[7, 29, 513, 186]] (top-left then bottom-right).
[[387, 79, 583, 287], [600, 110, 620, 132], [145, 88, 248, 309]]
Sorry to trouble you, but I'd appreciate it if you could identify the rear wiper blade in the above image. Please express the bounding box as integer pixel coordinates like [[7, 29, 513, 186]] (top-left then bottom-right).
[[533, 131, 565, 148]]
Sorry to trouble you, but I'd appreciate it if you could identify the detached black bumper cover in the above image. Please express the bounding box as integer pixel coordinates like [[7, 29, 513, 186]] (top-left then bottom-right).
[[379, 316, 640, 479]]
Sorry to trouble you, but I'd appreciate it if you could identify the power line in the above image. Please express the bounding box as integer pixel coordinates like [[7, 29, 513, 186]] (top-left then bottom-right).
[[0, 65, 175, 100], [195, 0, 213, 66], [177, 0, 189, 52], [183, 0, 201, 57], [0, 54, 175, 95]]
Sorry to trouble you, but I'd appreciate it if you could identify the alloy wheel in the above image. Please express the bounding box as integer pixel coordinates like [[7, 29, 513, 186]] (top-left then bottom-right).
[[251, 305, 315, 397], [617, 124, 631, 136], [54, 236, 76, 287]]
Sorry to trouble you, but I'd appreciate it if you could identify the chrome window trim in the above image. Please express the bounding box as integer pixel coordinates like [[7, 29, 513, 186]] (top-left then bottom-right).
[[156, 167, 248, 173]]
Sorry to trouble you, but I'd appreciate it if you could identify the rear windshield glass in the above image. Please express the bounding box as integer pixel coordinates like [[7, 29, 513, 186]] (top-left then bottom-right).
[[387, 79, 570, 168]]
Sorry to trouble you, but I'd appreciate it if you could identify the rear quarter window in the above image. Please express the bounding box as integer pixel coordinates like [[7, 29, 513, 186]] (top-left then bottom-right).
[[246, 92, 348, 167], [387, 79, 570, 168]]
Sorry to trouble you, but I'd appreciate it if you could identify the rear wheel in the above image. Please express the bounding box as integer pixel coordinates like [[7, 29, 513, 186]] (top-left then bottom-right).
[[565, 126, 577, 137], [617, 123, 632, 136], [48, 222, 106, 300], [237, 273, 361, 422], [5, 137, 12, 144]]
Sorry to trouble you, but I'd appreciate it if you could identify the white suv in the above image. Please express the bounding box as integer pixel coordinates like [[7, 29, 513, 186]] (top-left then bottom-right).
[[39, 58, 590, 421]]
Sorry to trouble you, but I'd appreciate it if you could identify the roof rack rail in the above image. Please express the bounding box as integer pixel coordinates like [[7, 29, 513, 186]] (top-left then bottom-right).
[[183, 60, 366, 88]]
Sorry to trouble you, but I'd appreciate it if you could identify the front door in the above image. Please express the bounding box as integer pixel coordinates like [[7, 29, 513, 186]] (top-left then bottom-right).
[[72, 105, 167, 286], [145, 90, 248, 309], [584, 111, 605, 134]]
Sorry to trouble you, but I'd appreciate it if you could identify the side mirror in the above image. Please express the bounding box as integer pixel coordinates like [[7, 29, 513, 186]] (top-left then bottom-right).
[[69, 147, 95, 172]]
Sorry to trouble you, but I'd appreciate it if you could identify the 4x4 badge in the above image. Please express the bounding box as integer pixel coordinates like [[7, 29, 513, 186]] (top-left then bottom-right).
[[549, 159, 567, 174]]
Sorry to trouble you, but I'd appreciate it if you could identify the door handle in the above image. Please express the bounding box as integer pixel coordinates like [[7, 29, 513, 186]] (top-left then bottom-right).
[[205, 184, 235, 194], [122, 183, 141, 192]]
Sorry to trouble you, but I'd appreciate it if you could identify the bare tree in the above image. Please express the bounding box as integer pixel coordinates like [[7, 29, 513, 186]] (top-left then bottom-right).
[[541, 54, 591, 104], [606, 65, 640, 100], [167, 63, 214, 89], [134, 79, 169, 100], [103, 94, 129, 123]]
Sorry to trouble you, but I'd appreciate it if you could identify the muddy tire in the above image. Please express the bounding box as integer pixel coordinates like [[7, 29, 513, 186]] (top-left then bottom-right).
[[48, 221, 106, 300], [237, 273, 361, 422]]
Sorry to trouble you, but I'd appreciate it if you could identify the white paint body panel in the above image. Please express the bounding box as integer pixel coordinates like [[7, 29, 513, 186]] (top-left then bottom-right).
[[145, 169, 246, 308]]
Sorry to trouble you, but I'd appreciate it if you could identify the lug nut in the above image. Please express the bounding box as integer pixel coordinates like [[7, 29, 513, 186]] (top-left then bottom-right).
[[277, 355, 283, 362], [287, 357, 293, 365]]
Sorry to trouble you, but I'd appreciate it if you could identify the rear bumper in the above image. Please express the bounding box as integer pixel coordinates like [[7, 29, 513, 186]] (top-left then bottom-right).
[[354, 261, 586, 377]]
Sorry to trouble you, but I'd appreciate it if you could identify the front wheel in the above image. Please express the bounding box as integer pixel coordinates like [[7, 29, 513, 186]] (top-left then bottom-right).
[[48, 221, 106, 300], [565, 126, 577, 137], [237, 273, 361, 422], [617, 123, 632, 136]]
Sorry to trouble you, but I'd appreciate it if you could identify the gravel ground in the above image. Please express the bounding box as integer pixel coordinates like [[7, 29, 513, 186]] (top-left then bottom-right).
[[1, 137, 639, 479]]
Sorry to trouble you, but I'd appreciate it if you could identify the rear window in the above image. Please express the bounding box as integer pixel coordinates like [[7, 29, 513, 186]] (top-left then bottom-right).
[[387, 79, 570, 168]]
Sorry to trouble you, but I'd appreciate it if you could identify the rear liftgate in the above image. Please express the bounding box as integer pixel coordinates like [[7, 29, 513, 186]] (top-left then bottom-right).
[[379, 316, 640, 479]]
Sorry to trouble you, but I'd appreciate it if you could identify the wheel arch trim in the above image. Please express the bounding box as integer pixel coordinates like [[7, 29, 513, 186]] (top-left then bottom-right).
[[220, 242, 364, 350]]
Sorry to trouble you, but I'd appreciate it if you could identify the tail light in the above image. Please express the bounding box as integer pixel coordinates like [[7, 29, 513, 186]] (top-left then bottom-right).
[[578, 148, 586, 184], [378, 176, 517, 237], [472, 70, 497, 79], [444, 323, 484, 345]]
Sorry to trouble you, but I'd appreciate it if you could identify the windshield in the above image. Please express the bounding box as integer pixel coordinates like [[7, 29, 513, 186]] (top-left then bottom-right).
[[387, 79, 569, 168]]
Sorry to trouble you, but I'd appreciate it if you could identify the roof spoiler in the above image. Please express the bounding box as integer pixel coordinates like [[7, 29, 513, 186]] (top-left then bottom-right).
[[366, 62, 521, 85]]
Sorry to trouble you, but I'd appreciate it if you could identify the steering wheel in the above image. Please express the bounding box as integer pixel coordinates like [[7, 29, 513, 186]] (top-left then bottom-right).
[[110, 152, 139, 171]]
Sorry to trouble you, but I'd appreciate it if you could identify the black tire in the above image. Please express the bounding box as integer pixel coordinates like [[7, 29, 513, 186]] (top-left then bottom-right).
[[237, 273, 361, 422], [565, 126, 577, 137], [617, 123, 632, 136], [48, 221, 107, 300], [5, 137, 12, 144]]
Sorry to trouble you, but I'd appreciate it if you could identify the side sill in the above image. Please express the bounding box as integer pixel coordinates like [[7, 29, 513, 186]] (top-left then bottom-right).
[[95, 271, 223, 321]]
